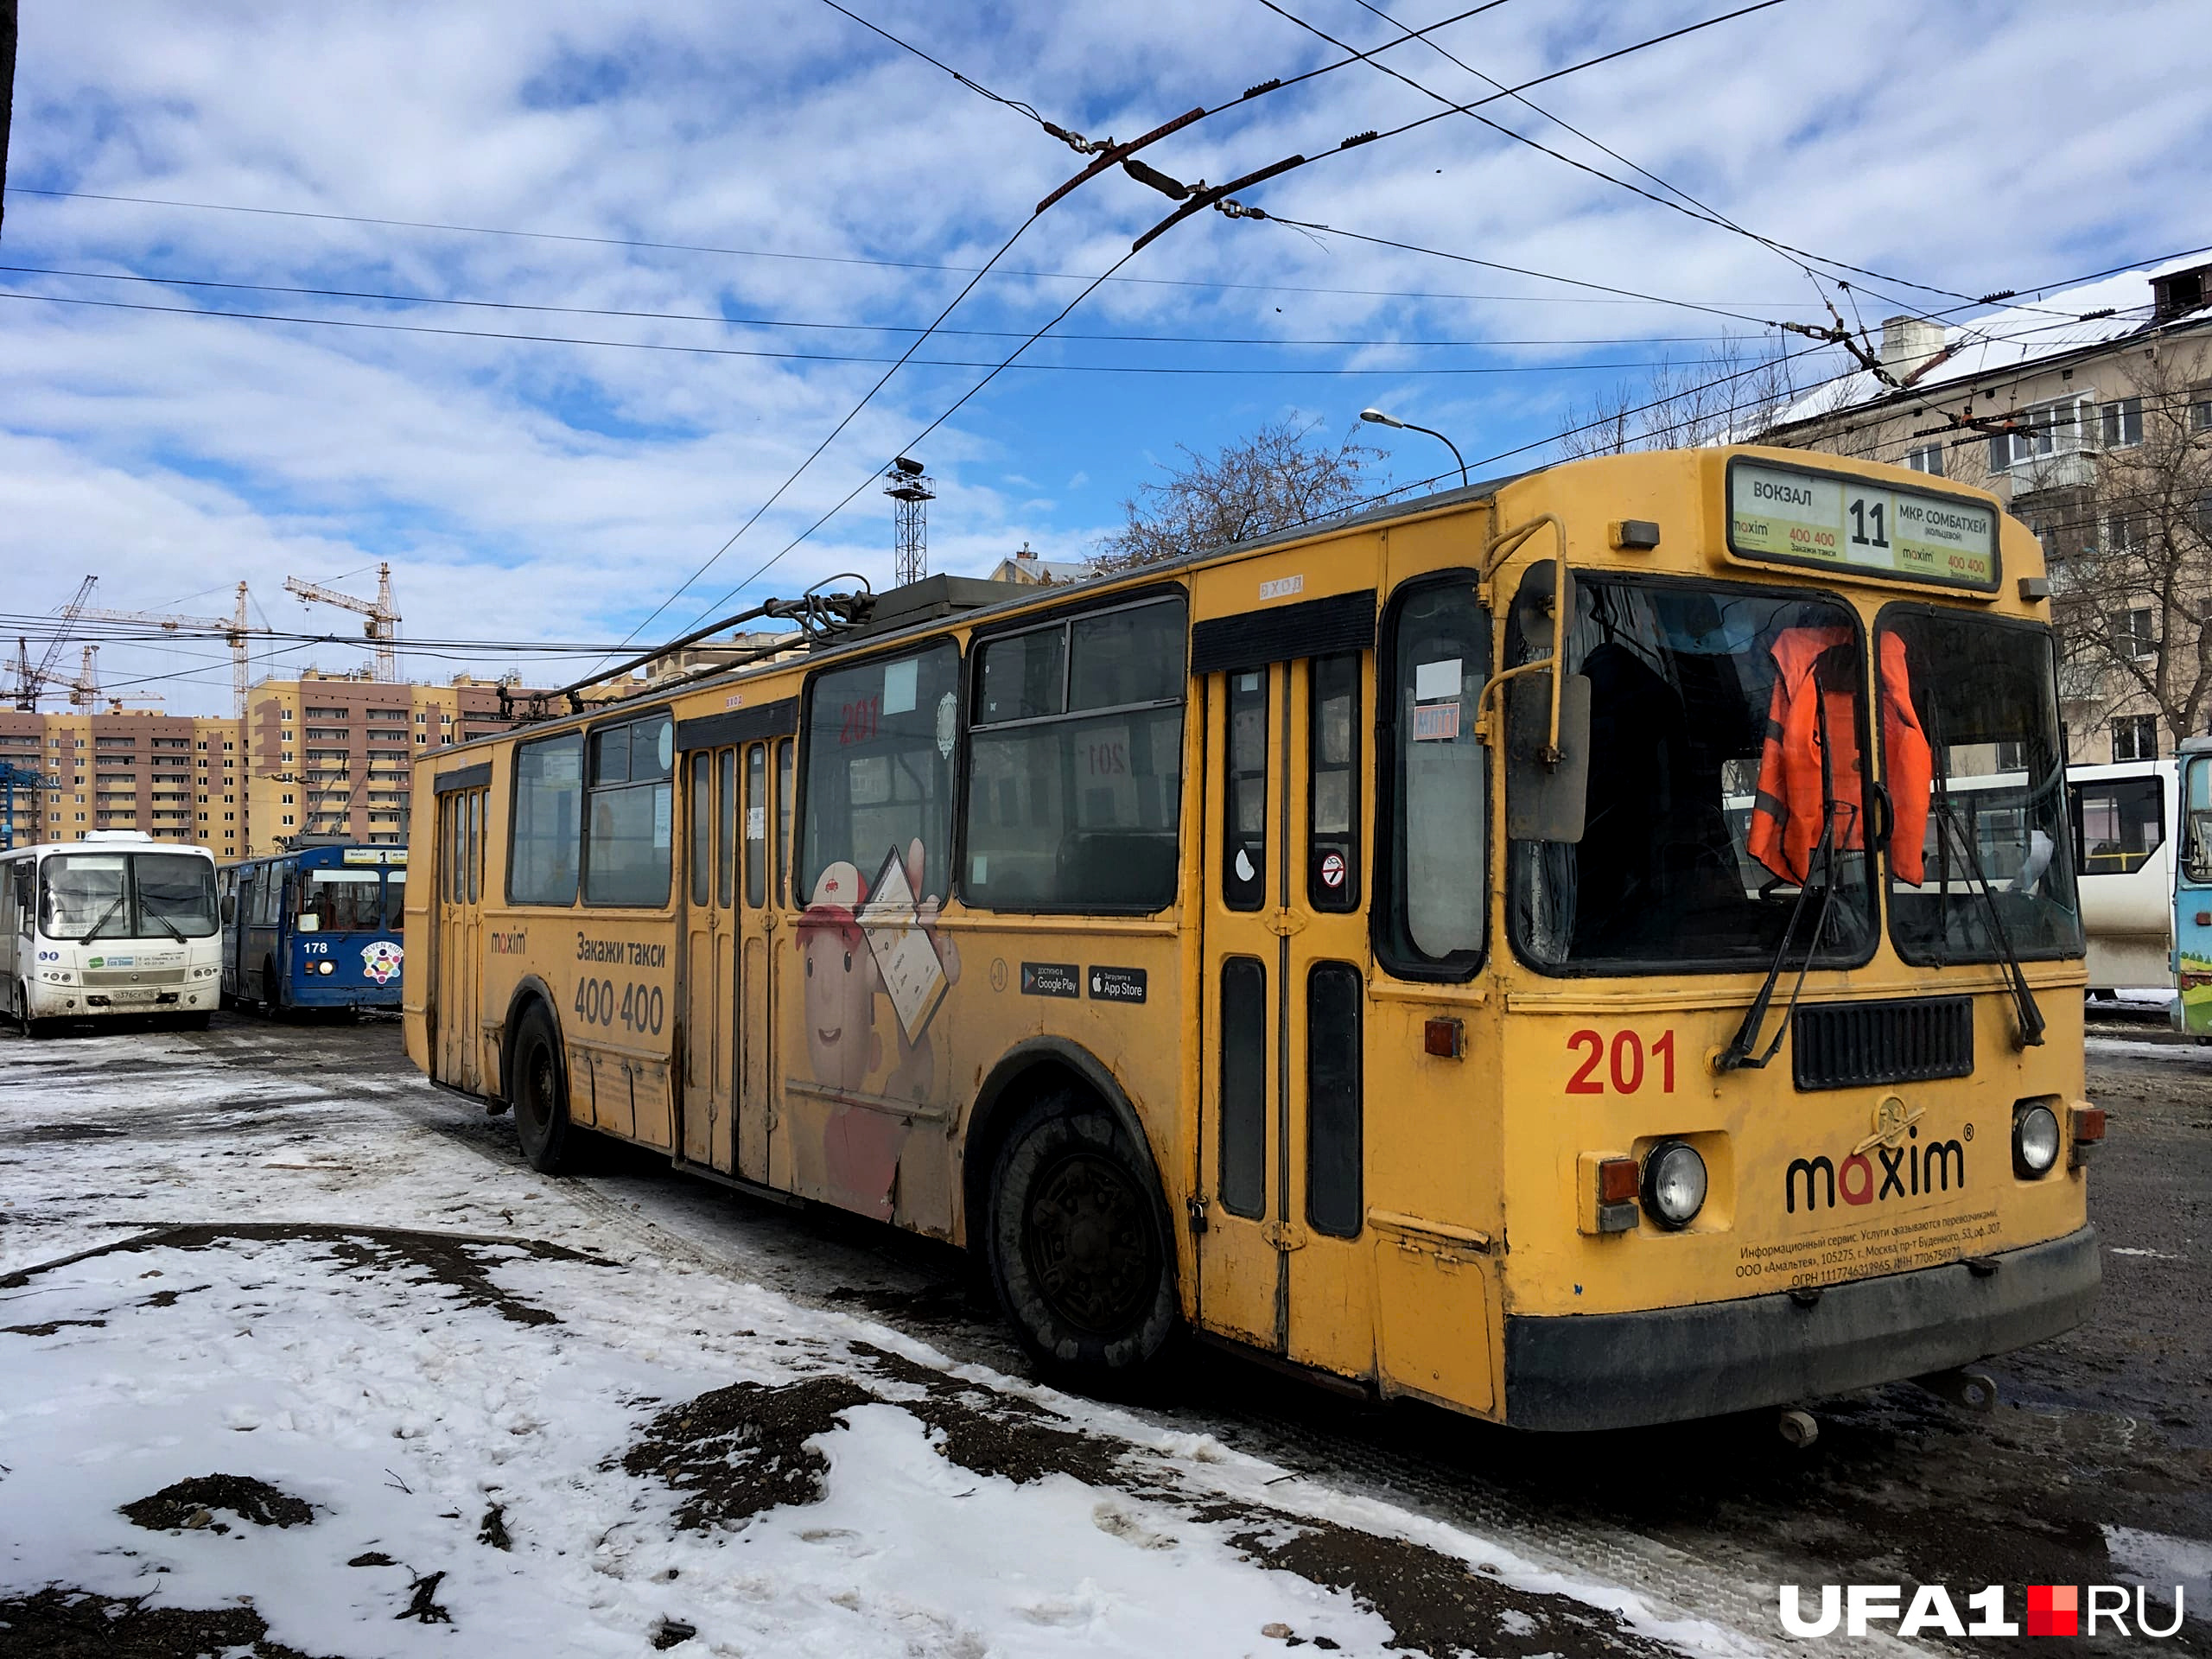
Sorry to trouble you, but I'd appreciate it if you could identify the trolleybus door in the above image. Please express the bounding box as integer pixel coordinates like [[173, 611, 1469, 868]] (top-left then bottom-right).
[[1198, 652, 1377, 1382], [735, 740, 779, 1182], [679, 747, 738, 1171], [436, 786, 486, 1091]]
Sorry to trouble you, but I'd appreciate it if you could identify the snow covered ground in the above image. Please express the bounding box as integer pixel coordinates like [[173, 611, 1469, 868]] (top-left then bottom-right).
[[0, 1022, 1762, 1659]]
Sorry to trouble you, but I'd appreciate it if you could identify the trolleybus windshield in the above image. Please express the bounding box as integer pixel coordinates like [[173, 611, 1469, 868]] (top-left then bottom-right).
[[1510, 579, 1875, 973], [1878, 609, 2081, 963], [299, 868, 385, 931], [39, 852, 219, 941]]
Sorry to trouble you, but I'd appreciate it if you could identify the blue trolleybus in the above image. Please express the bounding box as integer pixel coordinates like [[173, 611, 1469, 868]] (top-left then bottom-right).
[[219, 842, 408, 1014]]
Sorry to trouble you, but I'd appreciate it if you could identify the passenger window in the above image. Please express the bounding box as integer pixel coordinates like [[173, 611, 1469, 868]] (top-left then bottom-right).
[[689, 751, 713, 906], [583, 714, 673, 907], [1218, 956, 1267, 1219], [1308, 653, 1360, 912], [1378, 578, 1488, 976], [509, 733, 584, 906], [746, 745, 768, 908], [1306, 962, 1363, 1236], [1224, 670, 1268, 911], [468, 791, 483, 904], [964, 595, 1187, 912], [801, 644, 960, 910], [776, 740, 793, 906], [716, 748, 736, 908], [2071, 775, 2164, 875]]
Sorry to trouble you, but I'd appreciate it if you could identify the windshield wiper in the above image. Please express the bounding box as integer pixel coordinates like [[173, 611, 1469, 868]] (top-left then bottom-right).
[[77, 894, 126, 945], [1718, 805, 1846, 1072], [147, 910, 188, 944], [1933, 796, 2046, 1048], [1721, 677, 1853, 1073]]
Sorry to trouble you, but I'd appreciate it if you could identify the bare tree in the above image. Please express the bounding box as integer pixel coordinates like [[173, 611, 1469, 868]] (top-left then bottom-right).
[[1559, 332, 1804, 459], [2039, 340, 2212, 751], [1098, 418, 1388, 568]]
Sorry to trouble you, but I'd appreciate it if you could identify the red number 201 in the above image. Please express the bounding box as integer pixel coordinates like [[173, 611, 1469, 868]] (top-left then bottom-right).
[[1566, 1028, 1675, 1095]]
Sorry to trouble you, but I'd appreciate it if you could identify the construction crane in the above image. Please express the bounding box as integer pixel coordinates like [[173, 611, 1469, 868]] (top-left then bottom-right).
[[80, 582, 258, 717], [71, 645, 162, 713], [10, 575, 97, 710], [286, 563, 400, 682], [81, 579, 258, 716]]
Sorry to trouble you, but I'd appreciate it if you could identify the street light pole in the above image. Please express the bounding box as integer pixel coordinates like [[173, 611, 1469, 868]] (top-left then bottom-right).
[[1359, 407, 1468, 491]]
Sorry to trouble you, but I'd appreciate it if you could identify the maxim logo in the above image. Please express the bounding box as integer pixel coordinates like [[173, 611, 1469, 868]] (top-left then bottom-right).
[[1786, 1110, 1967, 1215]]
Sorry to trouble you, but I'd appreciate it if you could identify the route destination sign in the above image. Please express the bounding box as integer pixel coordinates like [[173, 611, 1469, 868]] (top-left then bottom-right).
[[1726, 459, 1999, 592]]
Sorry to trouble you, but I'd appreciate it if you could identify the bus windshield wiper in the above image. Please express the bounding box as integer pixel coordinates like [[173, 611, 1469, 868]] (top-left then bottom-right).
[[1720, 676, 1853, 1074], [1717, 806, 1843, 1072], [78, 895, 125, 945], [147, 910, 188, 944], [1933, 796, 2046, 1048]]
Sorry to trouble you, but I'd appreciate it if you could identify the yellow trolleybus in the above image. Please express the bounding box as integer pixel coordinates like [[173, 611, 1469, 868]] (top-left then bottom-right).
[[405, 445, 2102, 1430]]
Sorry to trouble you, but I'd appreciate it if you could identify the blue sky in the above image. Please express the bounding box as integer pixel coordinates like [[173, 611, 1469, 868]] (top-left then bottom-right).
[[4, 0, 2209, 712]]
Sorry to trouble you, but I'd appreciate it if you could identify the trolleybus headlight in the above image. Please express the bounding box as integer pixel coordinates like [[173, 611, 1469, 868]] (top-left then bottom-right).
[[1640, 1141, 1707, 1230], [2012, 1101, 2061, 1178]]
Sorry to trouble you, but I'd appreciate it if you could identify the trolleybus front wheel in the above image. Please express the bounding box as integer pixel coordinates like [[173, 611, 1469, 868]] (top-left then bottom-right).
[[511, 1003, 584, 1175], [986, 1092, 1179, 1389]]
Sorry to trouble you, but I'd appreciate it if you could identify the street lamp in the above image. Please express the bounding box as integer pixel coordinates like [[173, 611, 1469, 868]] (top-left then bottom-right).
[[1359, 407, 1468, 490]]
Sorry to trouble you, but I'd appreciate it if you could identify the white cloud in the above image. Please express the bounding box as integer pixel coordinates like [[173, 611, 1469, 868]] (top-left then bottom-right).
[[3, 0, 2208, 709]]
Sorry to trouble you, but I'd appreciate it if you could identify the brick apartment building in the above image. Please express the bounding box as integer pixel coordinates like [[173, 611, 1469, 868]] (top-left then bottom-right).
[[0, 671, 543, 857]]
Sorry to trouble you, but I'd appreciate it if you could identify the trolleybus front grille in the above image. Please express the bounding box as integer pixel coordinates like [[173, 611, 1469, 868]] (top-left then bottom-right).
[[1790, 995, 1974, 1091]]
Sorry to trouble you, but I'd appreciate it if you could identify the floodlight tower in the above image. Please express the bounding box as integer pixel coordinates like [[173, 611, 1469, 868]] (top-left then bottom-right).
[[884, 455, 934, 588]]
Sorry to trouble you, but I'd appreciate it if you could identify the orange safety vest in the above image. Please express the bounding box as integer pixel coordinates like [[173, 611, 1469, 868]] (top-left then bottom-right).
[[1748, 628, 1931, 887]]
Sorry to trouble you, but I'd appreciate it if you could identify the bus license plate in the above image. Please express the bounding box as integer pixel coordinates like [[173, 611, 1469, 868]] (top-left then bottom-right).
[[109, 987, 157, 1002]]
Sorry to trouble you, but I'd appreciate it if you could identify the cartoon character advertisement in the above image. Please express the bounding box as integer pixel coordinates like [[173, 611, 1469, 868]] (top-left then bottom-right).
[[360, 939, 404, 986], [793, 838, 961, 1217]]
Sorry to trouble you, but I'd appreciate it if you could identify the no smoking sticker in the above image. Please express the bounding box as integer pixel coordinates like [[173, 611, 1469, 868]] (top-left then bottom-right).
[[1320, 852, 1346, 889]]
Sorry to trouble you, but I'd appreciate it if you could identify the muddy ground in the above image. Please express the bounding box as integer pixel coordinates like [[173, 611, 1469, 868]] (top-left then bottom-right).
[[4, 1002, 2205, 1655]]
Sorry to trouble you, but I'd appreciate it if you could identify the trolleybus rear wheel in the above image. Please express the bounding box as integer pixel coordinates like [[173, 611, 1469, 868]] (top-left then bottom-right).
[[986, 1091, 1179, 1388], [512, 1003, 583, 1174]]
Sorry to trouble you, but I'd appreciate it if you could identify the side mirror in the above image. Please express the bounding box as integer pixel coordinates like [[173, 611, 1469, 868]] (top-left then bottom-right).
[[1505, 671, 1591, 842], [220, 893, 237, 924]]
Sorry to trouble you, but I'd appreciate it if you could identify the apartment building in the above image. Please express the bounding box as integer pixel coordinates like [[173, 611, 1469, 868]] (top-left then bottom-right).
[[1764, 254, 2212, 765], [1, 671, 543, 856]]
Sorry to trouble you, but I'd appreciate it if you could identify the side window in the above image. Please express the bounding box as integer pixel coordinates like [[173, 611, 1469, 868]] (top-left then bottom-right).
[[584, 713, 673, 907], [509, 733, 584, 906], [689, 751, 714, 906], [963, 595, 1187, 911], [776, 740, 794, 906], [1224, 670, 1268, 911], [716, 748, 736, 908], [1377, 576, 1489, 977], [746, 744, 768, 907], [801, 643, 960, 909], [385, 868, 406, 931], [468, 791, 483, 904], [1308, 653, 1361, 911], [2071, 775, 2164, 875]]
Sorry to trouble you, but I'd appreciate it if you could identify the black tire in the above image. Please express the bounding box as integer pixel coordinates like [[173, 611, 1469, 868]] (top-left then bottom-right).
[[175, 1011, 213, 1032], [15, 980, 55, 1039], [985, 1090, 1179, 1387], [260, 957, 282, 1018], [511, 1002, 584, 1174]]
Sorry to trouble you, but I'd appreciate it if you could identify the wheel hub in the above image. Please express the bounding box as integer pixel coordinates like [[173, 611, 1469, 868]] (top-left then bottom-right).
[[1025, 1150, 1153, 1337]]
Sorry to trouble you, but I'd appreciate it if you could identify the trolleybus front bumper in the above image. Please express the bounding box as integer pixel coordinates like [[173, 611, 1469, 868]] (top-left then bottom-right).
[[1501, 1224, 2099, 1432]]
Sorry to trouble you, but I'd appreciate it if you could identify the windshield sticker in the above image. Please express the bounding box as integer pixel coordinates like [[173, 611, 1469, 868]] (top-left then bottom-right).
[[1412, 703, 1460, 742], [1728, 460, 1999, 590], [1414, 658, 1461, 702], [881, 658, 918, 716]]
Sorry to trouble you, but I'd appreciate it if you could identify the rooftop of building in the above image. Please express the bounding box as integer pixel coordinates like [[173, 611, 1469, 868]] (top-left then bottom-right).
[[1771, 251, 2212, 429]]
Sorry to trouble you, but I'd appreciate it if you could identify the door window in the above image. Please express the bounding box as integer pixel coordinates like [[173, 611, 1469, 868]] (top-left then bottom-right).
[[1308, 654, 1361, 912], [1378, 578, 1489, 976]]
